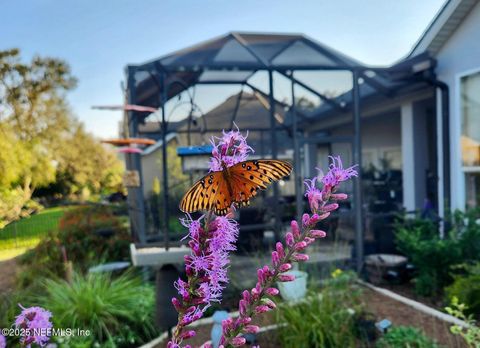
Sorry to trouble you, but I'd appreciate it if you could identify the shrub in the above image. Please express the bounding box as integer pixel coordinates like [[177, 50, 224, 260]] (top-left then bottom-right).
[[446, 263, 480, 319], [276, 270, 363, 348], [395, 226, 461, 296], [395, 209, 480, 297], [376, 326, 439, 348], [37, 272, 158, 347], [17, 205, 131, 288]]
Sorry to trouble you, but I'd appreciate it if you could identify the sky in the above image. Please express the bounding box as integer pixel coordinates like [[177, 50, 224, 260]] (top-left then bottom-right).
[[1, 0, 445, 138]]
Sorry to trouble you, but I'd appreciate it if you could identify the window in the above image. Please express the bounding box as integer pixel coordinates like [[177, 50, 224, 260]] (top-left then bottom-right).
[[461, 71, 480, 208]]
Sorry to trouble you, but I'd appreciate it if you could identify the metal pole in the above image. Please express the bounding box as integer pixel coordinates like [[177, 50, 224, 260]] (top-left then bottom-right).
[[352, 69, 364, 274], [290, 73, 303, 223], [126, 66, 147, 244], [160, 72, 170, 250], [268, 70, 281, 240]]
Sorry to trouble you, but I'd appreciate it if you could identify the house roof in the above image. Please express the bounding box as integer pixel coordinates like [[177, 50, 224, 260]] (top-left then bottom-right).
[[175, 91, 294, 155], [409, 0, 478, 57], [142, 133, 177, 156]]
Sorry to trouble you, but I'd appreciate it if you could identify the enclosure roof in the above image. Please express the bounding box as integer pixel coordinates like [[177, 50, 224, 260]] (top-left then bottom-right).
[[128, 32, 367, 110]]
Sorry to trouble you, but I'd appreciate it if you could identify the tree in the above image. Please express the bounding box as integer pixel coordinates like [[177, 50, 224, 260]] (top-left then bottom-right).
[[0, 49, 76, 197], [0, 49, 122, 225], [52, 122, 123, 199]]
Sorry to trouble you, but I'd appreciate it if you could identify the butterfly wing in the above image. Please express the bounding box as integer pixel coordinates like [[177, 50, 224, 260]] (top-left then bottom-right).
[[179, 160, 292, 216], [229, 159, 292, 207], [179, 171, 233, 216]]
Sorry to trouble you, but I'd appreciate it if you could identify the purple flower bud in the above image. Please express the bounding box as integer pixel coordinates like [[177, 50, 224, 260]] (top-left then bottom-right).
[[318, 212, 331, 220], [181, 316, 194, 326], [291, 220, 301, 239], [242, 290, 251, 303], [285, 232, 294, 247], [264, 299, 276, 309], [279, 263, 292, 272], [279, 274, 295, 282], [294, 241, 307, 250], [304, 237, 315, 245], [331, 193, 348, 200], [271, 251, 280, 266], [192, 297, 207, 305], [255, 305, 271, 313], [185, 306, 197, 315], [293, 253, 309, 261], [222, 317, 234, 331], [180, 330, 196, 339], [302, 213, 310, 227], [231, 337, 247, 346], [322, 203, 339, 212], [239, 299, 247, 316], [276, 242, 285, 258], [239, 316, 252, 324], [171, 297, 182, 311], [244, 325, 260, 333], [257, 268, 265, 284], [265, 287, 279, 296], [309, 213, 321, 225], [310, 230, 327, 238]]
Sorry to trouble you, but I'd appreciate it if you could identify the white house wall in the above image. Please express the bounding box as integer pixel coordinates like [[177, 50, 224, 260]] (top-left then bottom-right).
[[435, 1, 480, 210]]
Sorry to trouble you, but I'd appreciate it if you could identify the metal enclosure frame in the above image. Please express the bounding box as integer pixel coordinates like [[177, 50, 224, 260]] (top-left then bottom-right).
[[124, 32, 440, 272]]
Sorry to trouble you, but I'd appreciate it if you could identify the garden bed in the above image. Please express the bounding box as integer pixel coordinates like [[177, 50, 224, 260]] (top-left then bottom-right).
[[153, 287, 466, 347]]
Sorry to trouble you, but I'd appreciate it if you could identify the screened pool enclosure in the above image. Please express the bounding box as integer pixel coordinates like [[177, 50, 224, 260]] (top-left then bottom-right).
[[122, 32, 443, 272]]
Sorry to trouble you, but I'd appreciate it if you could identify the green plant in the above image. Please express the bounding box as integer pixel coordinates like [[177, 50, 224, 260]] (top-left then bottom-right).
[[453, 209, 480, 262], [16, 205, 131, 288], [446, 263, 480, 319], [376, 326, 440, 348], [38, 272, 158, 347], [276, 270, 363, 348], [395, 226, 462, 296], [445, 297, 480, 348]]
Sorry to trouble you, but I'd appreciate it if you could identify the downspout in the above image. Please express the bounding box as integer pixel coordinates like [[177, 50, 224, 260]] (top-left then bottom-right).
[[424, 76, 450, 227]]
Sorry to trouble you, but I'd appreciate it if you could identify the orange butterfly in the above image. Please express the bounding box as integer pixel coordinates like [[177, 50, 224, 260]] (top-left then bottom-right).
[[179, 159, 292, 216]]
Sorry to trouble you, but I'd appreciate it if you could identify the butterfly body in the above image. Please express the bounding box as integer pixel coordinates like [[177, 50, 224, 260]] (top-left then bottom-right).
[[179, 159, 292, 216]]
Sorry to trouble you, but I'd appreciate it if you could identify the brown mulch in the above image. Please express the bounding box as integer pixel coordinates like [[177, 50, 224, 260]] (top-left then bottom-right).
[[363, 288, 466, 348], [381, 282, 446, 311], [0, 258, 18, 295], [155, 287, 466, 348]]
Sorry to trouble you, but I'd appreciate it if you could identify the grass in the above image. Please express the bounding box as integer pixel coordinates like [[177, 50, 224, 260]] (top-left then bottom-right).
[[0, 247, 29, 262], [0, 206, 68, 253]]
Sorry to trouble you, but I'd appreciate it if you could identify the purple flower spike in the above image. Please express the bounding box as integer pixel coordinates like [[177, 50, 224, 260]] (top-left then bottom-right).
[[220, 155, 357, 347], [0, 334, 5, 348], [321, 156, 358, 188], [209, 128, 253, 172], [15, 304, 53, 347]]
